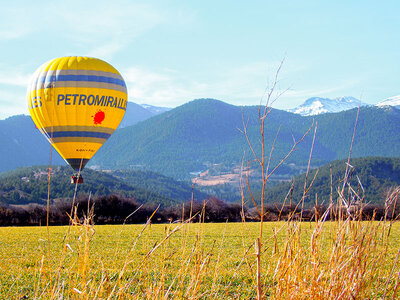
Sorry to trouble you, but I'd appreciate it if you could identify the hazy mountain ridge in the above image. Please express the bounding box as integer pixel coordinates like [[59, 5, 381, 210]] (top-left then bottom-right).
[[119, 102, 155, 128], [140, 104, 171, 115], [119, 102, 170, 128], [0, 115, 65, 171]]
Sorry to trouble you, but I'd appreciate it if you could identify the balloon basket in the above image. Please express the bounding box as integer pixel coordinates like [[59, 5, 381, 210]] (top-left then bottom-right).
[[71, 174, 83, 184]]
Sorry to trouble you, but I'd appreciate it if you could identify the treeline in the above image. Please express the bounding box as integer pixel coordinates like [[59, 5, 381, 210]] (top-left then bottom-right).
[[0, 195, 242, 226], [1, 194, 398, 226]]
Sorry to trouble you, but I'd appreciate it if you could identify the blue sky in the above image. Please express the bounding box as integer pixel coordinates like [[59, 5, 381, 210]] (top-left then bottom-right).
[[0, 0, 399, 119]]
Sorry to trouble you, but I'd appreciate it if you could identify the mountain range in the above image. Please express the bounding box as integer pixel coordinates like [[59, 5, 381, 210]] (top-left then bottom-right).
[[287, 95, 400, 116], [1, 98, 400, 180]]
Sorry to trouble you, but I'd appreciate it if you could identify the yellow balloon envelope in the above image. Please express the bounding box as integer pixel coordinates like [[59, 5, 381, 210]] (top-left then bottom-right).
[[27, 56, 127, 172]]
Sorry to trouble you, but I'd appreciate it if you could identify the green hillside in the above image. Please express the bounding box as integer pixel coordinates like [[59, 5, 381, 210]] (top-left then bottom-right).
[[91, 99, 400, 179], [91, 99, 327, 178], [107, 169, 207, 202], [313, 106, 400, 158], [0, 166, 189, 207], [255, 157, 400, 207]]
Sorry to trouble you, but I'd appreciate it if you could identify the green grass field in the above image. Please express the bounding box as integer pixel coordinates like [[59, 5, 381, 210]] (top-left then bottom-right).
[[1, 219, 400, 299]]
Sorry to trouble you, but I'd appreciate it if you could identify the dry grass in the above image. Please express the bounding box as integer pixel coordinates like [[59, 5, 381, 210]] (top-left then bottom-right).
[[0, 213, 400, 299]]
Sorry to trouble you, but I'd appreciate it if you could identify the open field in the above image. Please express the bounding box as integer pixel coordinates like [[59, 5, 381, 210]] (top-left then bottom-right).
[[1, 220, 400, 299]]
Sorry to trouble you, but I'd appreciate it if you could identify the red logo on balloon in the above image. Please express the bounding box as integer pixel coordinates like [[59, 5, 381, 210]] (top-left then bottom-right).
[[92, 110, 105, 125]]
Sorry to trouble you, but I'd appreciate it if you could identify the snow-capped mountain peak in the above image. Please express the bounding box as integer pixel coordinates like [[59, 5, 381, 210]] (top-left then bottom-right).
[[376, 95, 400, 109], [287, 96, 367, 116]]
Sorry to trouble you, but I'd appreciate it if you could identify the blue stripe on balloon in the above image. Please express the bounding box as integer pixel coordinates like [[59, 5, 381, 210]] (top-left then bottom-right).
[[40, 75, 126, 88], [45, 131, 111, 139]]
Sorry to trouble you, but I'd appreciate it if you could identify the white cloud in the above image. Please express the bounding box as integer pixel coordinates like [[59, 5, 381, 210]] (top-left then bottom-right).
[[122, 61, 287, 107], [56, 1, 166, 58], [0, 66, 31, 87], [0, 66, 31, 119], [0, 90, 29, 119], [0, 27, 30, 40], [57, 1, 164, 36], [121, 60, 365, 110], [88, 41, 125, 60], [0, 3, 36, 40], [124, 67, 192, 106], [0, 1, 173, 58]]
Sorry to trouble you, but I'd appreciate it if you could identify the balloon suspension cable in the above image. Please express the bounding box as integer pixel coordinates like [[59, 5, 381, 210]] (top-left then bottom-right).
[[69, 157, 84, 224], [46, 81, 56, 245], [46, 128, 53, 243]]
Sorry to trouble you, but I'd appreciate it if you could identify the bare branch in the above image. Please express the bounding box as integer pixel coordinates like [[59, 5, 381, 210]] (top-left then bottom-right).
[[341, 105, 360, 194], [242, 107, 261, 164], [266, 121, 314, 180]]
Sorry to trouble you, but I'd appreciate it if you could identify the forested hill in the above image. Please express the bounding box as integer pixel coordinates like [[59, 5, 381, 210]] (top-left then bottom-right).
[[258, 157, 400, 207], [91, 99, 400, 179], [313, 106, 400, 159], [0, 166, 206, 206]]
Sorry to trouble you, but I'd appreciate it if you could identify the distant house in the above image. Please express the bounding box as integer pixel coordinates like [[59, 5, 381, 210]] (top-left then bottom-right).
[[21, 177, 30, 182]]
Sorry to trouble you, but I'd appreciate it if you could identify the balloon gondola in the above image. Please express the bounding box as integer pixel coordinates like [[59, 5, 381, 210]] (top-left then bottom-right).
[[71, 173, 84, 184], [27, 56, 127, 184]]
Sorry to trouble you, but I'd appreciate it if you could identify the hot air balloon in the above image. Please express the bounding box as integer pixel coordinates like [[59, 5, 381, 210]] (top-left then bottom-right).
[[27, 56, 127, 183]]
